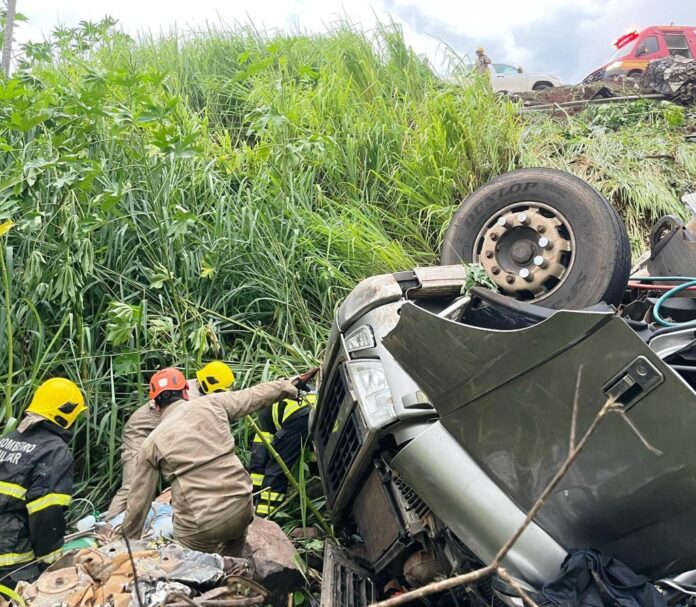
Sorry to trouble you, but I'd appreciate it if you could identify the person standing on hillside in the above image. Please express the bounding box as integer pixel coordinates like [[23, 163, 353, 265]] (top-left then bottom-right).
[[0, 378, 87, 588], [121, 367, 318, 554], [105, 361, 234, 520], [475, 47, 492, 75]]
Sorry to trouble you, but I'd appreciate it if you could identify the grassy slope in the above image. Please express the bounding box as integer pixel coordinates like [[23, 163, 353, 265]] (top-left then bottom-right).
[[0, 20, 694, 517]]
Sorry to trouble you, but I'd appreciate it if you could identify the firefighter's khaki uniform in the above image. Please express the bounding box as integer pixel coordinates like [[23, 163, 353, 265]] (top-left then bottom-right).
[[106, 380, 201, 519], [121, 379, 298, 553], [476, 52, 492, 74]]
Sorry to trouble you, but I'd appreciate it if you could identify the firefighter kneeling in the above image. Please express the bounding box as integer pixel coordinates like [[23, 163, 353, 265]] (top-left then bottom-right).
[[0, 378, 87, 588], [250, 389, 316, 517]]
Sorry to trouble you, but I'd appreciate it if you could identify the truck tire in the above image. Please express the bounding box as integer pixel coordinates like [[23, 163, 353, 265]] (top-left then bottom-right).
[[441, 168, 631, 309]]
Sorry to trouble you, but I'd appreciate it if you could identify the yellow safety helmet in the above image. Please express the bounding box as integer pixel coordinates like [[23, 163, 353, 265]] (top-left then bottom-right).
[[27, 378, 87, 429], [197, 361, 235, 394]]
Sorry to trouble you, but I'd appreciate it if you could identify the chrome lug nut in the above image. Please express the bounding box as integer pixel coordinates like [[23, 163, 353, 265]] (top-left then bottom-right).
[[533, 255, 547, 268], [519, 268, 533, 282], [538, 237, 552, 249], [517, 213, 530, 225], [497, 217, 510, 228]]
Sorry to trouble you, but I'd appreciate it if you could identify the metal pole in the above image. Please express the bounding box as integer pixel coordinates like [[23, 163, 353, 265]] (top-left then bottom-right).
[[517, 93, 666, 113]]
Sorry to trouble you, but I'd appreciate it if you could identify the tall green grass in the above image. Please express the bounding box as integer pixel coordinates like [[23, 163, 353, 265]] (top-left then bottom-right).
[[0, 19, 693, 515]]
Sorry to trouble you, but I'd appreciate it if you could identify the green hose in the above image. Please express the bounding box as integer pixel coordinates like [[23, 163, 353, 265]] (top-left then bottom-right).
[[0, 583, 26, 606], [631, 276, 696, 328]]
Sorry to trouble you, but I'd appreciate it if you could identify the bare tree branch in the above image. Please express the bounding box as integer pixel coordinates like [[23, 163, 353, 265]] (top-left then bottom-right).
[[617, 410, 663, 456], [569, 364, 583, 452], [496, 568, 541, 607], [369, 565, 496, 607]]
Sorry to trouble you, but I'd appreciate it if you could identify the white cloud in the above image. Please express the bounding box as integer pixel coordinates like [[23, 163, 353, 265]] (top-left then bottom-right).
[[11, 0, 696, 82]]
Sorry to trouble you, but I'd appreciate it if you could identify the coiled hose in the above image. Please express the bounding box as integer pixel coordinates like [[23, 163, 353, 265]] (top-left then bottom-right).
[[630, 276, 696, 329]]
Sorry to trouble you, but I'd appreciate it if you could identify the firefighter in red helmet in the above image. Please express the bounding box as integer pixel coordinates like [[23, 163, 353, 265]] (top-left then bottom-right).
[[122, 366, 318, 553]]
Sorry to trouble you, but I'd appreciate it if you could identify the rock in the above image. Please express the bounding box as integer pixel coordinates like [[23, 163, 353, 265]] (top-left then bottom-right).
[[243, 517, 304, 604], [289, 526, 321, 540]]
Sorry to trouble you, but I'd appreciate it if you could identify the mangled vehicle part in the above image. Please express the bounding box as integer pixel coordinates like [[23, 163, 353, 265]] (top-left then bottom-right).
[[384, 297, 696, 579], [17, 533, 277, 606], [647, 214, 696, 278], [313, 168, 696, 605], [642, 55, 696, 105], [320, 542, 377, 607]]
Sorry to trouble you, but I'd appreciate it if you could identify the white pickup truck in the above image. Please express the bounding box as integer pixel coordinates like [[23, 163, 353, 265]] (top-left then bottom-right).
[[490, 62, 562, 93]]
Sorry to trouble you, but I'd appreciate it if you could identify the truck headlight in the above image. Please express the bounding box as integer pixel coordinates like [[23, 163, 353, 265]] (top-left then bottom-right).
[[344, 324, 376, 354], [346, 360, 395, 430]]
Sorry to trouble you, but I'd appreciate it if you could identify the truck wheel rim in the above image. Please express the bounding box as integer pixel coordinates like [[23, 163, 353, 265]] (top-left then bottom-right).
[[473, 201, 575, 301]]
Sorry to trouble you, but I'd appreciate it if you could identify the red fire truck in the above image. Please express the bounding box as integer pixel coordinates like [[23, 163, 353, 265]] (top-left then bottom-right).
[[583, 25, 696, 83]]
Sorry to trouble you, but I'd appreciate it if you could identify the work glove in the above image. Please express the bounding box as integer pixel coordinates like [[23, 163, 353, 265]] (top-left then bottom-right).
[[292, 367, 320, 392]]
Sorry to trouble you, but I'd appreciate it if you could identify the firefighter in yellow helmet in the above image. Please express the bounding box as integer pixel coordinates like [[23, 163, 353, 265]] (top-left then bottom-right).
[[196, 361, 235, 395], [0, 378, 87, 588], [105, 362, 234, 519]]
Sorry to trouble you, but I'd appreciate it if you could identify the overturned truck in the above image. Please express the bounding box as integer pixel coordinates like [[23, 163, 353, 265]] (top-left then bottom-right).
[[312, 169, 696, 606]]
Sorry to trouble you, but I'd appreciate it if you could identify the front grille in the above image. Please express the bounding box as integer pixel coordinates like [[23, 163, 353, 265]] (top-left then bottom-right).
[[583, 68, 605, 83], [318, 370, 347, 448], [393, 473, 430, 519], [335, 563, 376, 607], [322, 542, 376, 607], [326, 411, 362, 497]]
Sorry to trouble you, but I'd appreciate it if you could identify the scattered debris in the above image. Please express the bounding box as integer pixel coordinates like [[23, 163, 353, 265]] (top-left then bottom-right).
[[515, 56, 696, 113], [14, 536, 273, 607], [642, 55, 696, 106], [513, 81, 640, 106]]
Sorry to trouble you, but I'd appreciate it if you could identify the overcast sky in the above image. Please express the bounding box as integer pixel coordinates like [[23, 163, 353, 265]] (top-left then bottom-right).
[[14, 0, 696, 83]]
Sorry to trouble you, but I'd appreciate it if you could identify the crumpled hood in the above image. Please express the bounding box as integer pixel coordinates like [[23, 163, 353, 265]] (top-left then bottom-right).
[[383, 301, 696, 579]]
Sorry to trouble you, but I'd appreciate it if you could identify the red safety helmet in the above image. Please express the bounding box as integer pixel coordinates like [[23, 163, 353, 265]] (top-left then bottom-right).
[[149, 367, 188, 401]]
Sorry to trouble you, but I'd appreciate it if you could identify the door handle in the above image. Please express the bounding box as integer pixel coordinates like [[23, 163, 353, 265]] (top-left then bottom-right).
[[603, 356, 663, 410]]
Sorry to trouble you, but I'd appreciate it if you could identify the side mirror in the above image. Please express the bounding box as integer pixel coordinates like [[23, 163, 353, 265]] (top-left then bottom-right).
[[636, 46, 648, 56], [517, 66, 523, 73]]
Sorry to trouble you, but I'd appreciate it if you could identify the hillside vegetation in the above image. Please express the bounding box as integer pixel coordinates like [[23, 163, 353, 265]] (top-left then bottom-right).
[[0, 19, 694, 514]]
